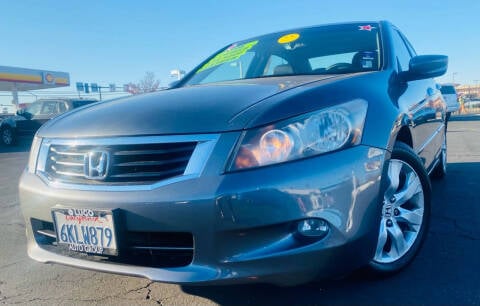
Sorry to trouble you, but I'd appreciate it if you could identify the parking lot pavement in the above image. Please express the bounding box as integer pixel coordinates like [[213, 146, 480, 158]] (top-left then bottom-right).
[[0, 117, 479, 305]]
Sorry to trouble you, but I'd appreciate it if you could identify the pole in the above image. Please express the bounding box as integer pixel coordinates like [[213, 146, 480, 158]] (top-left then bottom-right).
[[25, 91, 38, 100], [99, 87, 102, 101], [474, 80, 479, 99], [11, 84, 19, 110]]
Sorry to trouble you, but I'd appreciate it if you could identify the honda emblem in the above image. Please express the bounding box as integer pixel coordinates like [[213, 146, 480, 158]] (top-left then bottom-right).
[[85, 151, 110, 180]]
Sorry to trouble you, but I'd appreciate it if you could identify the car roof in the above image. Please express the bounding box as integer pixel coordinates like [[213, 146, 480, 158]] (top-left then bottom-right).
[[235, 20, 384, 45]]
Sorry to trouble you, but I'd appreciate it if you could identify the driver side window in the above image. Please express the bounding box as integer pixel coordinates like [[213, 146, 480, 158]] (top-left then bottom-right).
[[25, 102, 41, 116], [40, 101, 58, 115]]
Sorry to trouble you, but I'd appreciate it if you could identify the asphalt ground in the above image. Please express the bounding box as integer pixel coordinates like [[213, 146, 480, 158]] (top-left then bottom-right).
[[1, 116, 479, 305]]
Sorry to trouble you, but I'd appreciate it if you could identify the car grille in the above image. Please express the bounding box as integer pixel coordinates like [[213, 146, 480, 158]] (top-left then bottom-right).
[[31, 218, 194, 268], [44, 142, 197, 185]]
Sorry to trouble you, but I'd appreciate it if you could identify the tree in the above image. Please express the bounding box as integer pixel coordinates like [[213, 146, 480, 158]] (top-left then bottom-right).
[[125, 71, 160, 95]]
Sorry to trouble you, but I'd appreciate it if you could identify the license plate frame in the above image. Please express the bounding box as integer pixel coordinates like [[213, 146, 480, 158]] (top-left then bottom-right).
[[52, 207, 118, 256]]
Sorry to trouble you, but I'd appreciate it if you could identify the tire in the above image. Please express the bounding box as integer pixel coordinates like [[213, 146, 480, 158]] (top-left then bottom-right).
[[1, 126, 16, 146], [368, 142, 431, 275], [431, 132, 447, 179], [445, 112, 451, 130]]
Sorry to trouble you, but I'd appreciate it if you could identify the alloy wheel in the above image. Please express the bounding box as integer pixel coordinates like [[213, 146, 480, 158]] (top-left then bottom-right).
[[2, 128, 13, 145], [373, 159, 425, 264]]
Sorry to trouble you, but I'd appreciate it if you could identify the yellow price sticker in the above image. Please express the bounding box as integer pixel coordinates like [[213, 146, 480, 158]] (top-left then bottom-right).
[[277, 33, 300, 44]]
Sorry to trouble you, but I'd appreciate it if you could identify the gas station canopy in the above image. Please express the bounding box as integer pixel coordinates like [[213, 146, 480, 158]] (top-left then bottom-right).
[[0, 65, 70, 91]]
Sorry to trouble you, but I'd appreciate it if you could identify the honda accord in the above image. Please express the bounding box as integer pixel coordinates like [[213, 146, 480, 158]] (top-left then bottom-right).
[[20, 21, 448, 286]]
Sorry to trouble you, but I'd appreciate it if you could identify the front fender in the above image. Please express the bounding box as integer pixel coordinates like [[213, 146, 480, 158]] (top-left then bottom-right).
[[361, 96, 400, 153]]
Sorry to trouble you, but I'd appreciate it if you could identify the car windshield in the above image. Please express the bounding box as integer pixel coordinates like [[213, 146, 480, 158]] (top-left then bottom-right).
[[184, 23, 381, 86]]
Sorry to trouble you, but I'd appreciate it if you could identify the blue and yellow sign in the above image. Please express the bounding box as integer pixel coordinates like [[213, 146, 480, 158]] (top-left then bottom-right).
[[0, 65, 70, 91]]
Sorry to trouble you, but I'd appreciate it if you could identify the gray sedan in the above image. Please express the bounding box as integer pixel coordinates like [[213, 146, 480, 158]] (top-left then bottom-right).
[[19, 21, 447, 286]]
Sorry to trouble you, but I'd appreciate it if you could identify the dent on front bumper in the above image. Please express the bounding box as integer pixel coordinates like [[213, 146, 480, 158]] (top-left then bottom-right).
[[19, 143, 386, 286]]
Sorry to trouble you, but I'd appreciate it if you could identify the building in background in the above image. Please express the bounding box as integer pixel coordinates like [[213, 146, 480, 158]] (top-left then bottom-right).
[[455, 84, 480, 100], [0, 65, 70, 113]]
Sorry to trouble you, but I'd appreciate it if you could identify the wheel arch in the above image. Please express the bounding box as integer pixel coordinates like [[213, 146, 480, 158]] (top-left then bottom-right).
[[1, 117, 17, 130], [385, 114, 414, 153], [395, 126, 413, 148]]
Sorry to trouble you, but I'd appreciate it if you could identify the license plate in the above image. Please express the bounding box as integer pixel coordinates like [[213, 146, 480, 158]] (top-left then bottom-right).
[[52, 207, 118, 256]]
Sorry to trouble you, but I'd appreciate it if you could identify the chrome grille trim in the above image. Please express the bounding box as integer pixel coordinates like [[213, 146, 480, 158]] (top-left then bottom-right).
[[50, 148, 84, 156], [53, 170, 85, 177], [36, 134, 219, 191], [109, 167, 184, 178], [113, 147, 193, 156], [114, 156, 190, 167], [51, 160, 84, 167], [36, 229, 57, 239]]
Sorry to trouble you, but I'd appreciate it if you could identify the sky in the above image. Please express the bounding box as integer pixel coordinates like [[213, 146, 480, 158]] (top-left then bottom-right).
[[1, 0, 479, 105]]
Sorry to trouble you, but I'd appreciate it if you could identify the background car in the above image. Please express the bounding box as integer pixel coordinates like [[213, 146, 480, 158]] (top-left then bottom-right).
[[440, 83, 459, 121], [464, 99, 480, 110], [0, 98, 97, 145]]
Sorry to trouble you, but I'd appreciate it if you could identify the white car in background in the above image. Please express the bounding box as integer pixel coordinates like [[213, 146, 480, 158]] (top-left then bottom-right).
[[440, 84, 459, 121]]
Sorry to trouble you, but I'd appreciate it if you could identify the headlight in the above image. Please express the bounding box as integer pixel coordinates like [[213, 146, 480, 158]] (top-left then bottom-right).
[[28, 135, 42, 174], [228, 99, 368, 171]]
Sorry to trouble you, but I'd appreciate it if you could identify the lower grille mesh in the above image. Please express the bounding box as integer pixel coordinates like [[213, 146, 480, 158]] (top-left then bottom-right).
[[31, 218, 194, 268]]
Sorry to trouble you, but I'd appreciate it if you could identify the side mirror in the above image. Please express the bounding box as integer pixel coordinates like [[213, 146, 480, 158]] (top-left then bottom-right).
[[402, 55, 448, 81], [17, 109, 32, 120]]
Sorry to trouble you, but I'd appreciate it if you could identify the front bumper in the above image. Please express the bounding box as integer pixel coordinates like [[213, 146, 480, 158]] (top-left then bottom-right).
[[19, 141, 386, 286]]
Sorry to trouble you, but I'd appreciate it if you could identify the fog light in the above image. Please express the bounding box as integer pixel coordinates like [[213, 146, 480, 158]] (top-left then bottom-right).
[[297, 218, 329, 238]]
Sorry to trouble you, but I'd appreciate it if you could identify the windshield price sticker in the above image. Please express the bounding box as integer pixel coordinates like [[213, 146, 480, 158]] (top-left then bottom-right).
[[277, 33, 300, 44], [52, 208, 118, 256], [197, 40, 258, 73]]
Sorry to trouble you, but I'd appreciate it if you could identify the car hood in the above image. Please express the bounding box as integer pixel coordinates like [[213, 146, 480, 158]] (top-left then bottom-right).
[[39, 75, 339, 138]]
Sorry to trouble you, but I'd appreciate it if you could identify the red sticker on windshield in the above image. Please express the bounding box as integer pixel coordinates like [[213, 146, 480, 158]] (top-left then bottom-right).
[[359, 25, 375, 31], [226, 43, 237, 51]]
